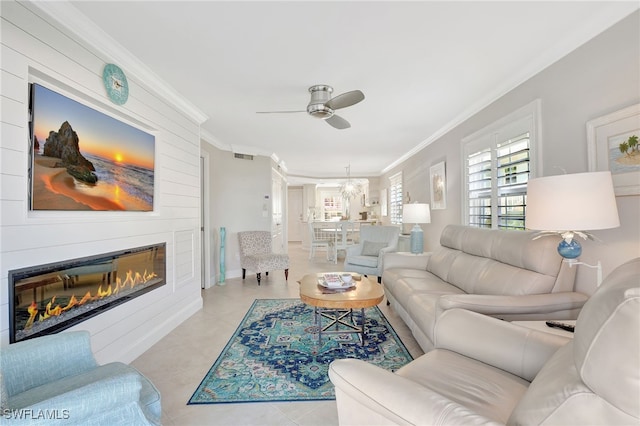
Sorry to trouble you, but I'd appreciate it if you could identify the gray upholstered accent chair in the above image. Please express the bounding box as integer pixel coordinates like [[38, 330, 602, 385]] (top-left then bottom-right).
[[238, 230, 289, 285], [343, 225, 400, 283], [329, 257, 640, 425], [0, 330, 161, 425]]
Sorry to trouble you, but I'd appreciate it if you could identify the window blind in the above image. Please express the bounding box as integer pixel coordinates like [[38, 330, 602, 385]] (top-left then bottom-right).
[[389, 172, 403, 225], [496, 133, 530, 230]]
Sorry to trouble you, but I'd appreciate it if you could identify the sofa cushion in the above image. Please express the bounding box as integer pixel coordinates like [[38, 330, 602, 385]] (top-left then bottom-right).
[[389, 275, 463, 307], [397, 349, 529, 424], [361, 240, 388, 256], [428, 226, 561, 296], [441, 225, 562, 277], [346, 255, 379, 268], [382, 268, 433, 291], [449, 253, 557, 295]]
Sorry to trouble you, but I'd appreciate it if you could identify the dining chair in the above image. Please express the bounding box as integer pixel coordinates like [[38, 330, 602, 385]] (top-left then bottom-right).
[[309, 222, 335, 261], [334, 221, 358, 264]]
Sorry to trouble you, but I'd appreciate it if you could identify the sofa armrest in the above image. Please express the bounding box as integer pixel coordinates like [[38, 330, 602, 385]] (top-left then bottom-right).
[[434, 309, 571, 381], [383, 252, 431, 271], [436, 292, 589, 319], [376, 246, 397, 267], [329, 359, 499, 426]]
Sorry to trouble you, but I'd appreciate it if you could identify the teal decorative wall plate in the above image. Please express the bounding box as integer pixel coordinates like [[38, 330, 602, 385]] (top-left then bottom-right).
[[102, 63, 129, 105]]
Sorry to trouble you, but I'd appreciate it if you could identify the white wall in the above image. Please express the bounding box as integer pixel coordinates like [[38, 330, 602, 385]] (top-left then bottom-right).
[[0, 1, 203, 363], [380, 11, 640, 295], [201, 144, 274, 282]]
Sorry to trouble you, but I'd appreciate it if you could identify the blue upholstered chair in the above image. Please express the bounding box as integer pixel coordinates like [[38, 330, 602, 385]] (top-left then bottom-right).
[[343, 225, 400, 283], [0, 331, 161, 425]]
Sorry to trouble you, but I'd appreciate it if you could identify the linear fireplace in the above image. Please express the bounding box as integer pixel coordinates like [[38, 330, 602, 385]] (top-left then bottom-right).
[[9, 243, 166, 343]]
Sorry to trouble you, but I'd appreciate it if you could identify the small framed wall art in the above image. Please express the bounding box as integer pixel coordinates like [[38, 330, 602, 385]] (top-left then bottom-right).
[[587, 103, 640, 196], [430, 161, 447, 210]]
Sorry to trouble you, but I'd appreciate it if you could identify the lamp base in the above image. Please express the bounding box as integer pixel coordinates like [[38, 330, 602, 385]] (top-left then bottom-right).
[[557, 239, 582, 259], [410, 224, 424, 254]]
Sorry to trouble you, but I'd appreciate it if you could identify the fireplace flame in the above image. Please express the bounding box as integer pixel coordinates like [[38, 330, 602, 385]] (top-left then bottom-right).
[[62, 295, 78, 311], [24, 269, 158, 330], [25, 301, 38, 329], [45, 296, 63, 317], [97, 284, 112, 298]]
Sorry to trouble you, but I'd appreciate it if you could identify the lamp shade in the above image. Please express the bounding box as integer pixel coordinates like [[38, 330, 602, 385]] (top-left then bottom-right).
[[403, 203, 431, 224], [526, 171, 620, 232]]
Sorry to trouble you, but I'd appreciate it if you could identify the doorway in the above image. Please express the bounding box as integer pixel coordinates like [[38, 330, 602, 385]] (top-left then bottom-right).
[[287, 187, 303, 241]]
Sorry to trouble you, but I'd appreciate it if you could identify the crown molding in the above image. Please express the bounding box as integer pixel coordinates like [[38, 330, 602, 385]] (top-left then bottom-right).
[[200, 129, 229, 151], [200, 130, 287, 172], [27, 0, 208, 125]]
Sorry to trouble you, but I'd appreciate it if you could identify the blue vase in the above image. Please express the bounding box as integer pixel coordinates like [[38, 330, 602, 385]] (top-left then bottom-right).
[[557, 240, 582, 259], [219, 227, 226, 284]]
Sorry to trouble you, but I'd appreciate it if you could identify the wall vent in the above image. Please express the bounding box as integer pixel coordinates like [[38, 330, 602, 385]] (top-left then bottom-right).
[[234, 153, 254, 160]]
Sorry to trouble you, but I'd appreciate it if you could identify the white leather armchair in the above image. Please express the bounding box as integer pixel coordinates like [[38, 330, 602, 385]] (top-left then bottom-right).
[[329, 257, 640, 425], [343, 225, 400, 283]]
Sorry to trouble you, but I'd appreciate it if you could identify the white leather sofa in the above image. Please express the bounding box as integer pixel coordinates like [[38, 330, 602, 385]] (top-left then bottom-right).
[[329, 257, 640, 425], [382, 225, 586, 351]]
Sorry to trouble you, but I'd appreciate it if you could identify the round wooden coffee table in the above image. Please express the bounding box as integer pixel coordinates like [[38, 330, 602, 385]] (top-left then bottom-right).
[[299, 273, 384, 344]]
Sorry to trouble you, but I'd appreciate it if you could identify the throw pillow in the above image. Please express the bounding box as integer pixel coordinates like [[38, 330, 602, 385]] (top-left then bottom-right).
[[361, 241, 388, 256]]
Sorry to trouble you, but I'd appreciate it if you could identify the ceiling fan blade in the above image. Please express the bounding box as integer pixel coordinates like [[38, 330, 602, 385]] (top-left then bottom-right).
[[325, 90, 365, 110], [325, 115, 351, 129], [256, 110, 306, 114]]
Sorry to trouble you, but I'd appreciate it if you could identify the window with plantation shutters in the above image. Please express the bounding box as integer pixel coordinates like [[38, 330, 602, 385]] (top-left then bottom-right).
[[462, 100, 540, 231], [389, 172, 403, 225]]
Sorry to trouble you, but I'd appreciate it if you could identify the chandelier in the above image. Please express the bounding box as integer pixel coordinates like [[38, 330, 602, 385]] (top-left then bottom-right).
[[340, 164, 362, 199]]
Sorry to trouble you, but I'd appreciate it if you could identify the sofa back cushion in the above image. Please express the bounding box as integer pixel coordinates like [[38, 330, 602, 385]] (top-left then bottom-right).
[[427, 225, 571, 295]]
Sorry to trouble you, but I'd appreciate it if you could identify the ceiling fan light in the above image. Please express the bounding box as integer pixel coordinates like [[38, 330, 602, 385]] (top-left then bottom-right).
[[307, 103, 334, 119]]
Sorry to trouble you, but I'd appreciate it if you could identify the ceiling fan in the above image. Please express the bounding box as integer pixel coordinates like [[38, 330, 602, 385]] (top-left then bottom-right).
[[256, 85, 365, 129]]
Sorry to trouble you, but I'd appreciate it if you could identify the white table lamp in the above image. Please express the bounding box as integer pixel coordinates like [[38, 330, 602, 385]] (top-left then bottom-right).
[[403, 203, 431, 254], [526, 171, 619, 285]]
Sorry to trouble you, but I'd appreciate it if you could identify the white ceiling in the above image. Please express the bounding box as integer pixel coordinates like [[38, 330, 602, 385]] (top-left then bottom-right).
[[68, 1, 638, 182]]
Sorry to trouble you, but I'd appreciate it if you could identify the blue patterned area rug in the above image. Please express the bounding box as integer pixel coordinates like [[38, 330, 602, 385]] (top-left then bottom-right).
[[188, 298, 413, 404]]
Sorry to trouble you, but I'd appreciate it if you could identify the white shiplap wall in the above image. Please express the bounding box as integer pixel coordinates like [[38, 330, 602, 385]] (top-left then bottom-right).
[[0, 1, 204, 363]]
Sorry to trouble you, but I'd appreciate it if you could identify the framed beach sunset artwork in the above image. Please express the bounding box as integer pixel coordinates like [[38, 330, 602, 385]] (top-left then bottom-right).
[[29, 83, 155, 211]]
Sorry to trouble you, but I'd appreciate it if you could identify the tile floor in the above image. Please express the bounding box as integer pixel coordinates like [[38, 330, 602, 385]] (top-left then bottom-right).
[[132, 242, 424, 425]]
